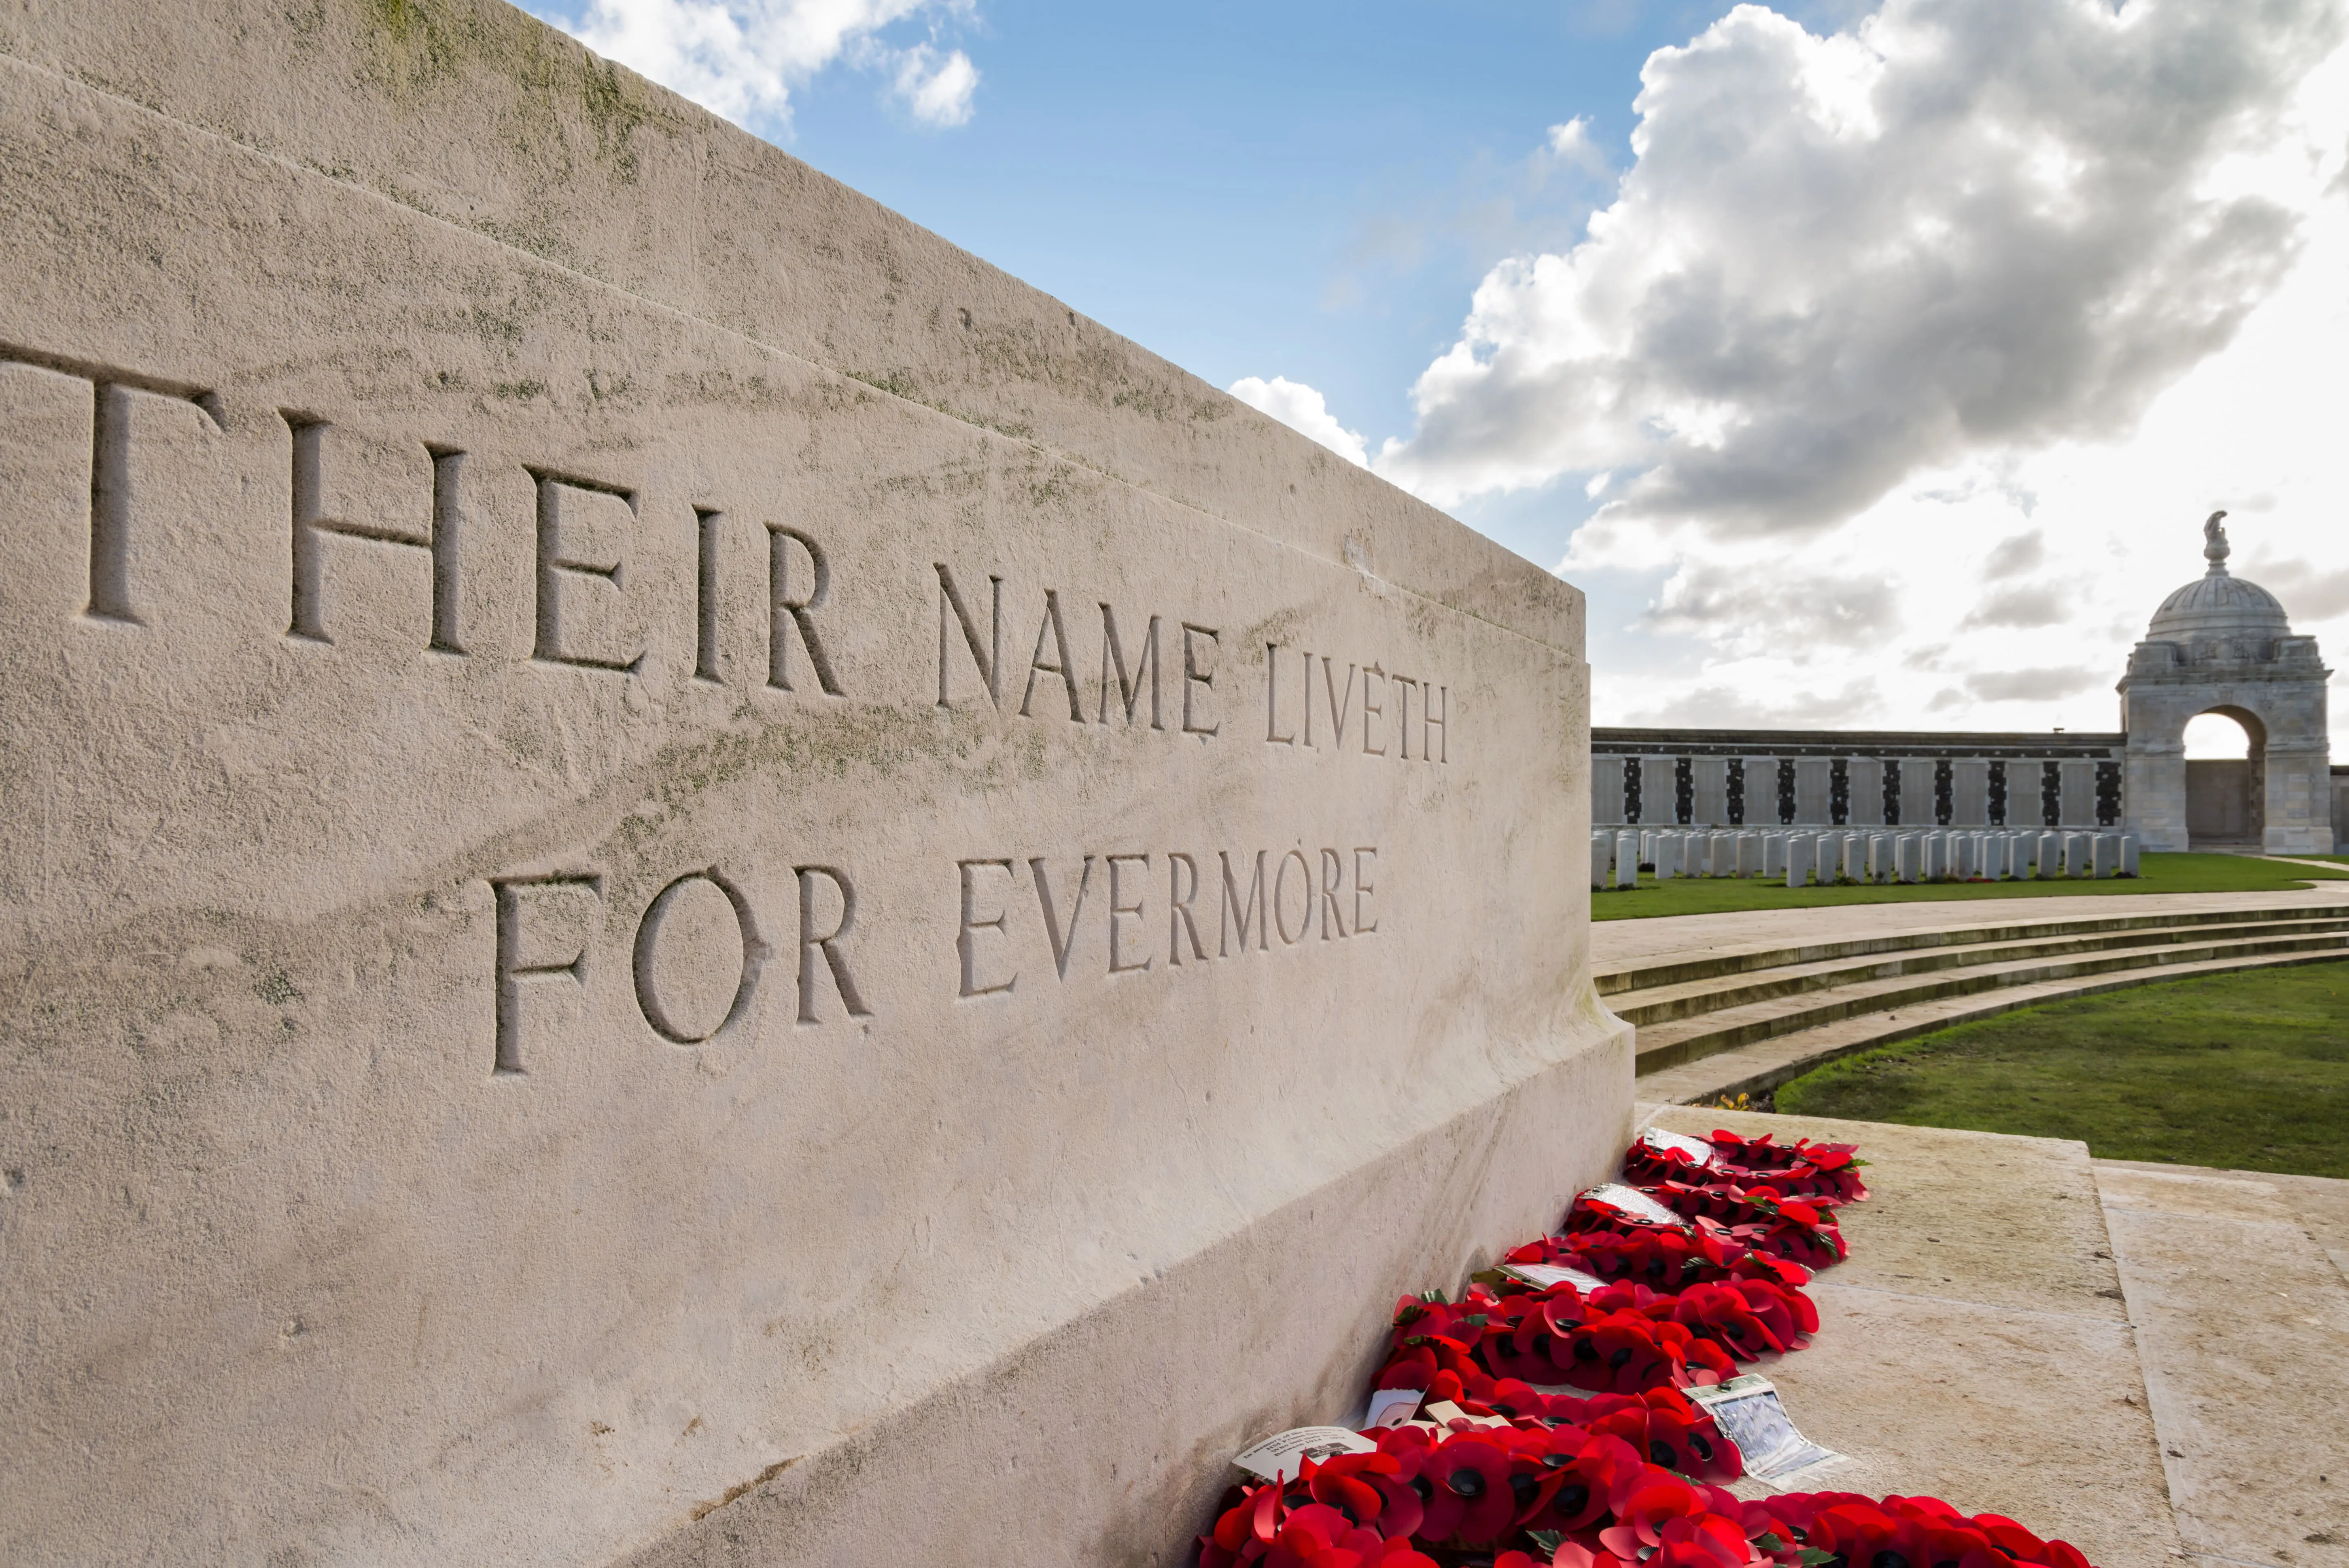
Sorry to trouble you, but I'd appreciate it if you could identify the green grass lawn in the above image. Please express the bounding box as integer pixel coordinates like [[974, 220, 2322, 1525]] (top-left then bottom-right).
[[1774, 960, 2349, 1178], [1590, 852, 2349, 921]]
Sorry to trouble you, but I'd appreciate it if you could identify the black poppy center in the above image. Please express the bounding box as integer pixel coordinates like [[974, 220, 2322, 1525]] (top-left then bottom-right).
[[1608, 1346, 1634, 1369], [1650, 1441, 1677, 1470], [1447, 1468, 1486, 1499], [1557, 1483, 1591, 1515], [1873, 1552, 1912, 1568], [1510, 1474, 1541, 1507]]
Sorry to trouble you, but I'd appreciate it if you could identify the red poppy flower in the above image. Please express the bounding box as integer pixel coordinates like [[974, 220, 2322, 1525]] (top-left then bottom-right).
[[1414, 1432, 1518, 1543], [1305, 1452, 1397, 1530], [1596, 1466, 1710, 1557]]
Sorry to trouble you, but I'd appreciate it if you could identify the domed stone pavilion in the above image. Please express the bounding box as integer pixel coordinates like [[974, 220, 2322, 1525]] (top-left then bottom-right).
[[2120, 513, 2333, 853], [1588, 512, 2340, 853]]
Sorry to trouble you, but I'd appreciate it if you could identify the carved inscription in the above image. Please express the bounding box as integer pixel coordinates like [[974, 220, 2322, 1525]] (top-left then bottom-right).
[[491, 863, 871, 1072], [1265, 645, 1449, 761], [0, 338, 1462, 1086], [937, 563, 1218, 733], [954, 845, 1378, 997]]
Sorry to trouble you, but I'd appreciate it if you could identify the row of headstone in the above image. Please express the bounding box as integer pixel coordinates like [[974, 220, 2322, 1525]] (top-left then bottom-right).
[[1591, 827, 2141, 889]]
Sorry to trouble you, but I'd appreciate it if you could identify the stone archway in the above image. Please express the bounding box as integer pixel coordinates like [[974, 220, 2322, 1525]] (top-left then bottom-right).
[[2119, 518, 2332, 855], [2183, 707, 2265, 849]]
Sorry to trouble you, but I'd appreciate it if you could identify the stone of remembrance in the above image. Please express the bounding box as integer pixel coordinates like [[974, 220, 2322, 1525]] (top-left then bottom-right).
[[0, 2, 1628, 1563]]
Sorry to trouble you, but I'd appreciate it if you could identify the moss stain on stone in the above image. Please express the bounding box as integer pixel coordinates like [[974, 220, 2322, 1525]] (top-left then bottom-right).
[[578, 56, 652, 181]]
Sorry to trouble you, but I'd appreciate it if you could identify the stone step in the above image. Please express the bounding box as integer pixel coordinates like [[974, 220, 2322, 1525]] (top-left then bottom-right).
[[1634, 945, 2349, 1106], [1611, 914, 2349, 1026], [1595, 900, 2349, 997], [1631, 929, 2349, 1075]]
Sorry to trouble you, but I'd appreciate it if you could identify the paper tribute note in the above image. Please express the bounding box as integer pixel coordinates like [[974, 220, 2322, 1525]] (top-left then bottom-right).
[[1637, 1127, 1718, 1167], [1685, 1375, 1848, 1488], [1501, 1261, 1610, 1294], [1232, 1426, 1379, 1482], [1361, 1388, 1424, 1429], [1577, 1182, 1690, 1229]]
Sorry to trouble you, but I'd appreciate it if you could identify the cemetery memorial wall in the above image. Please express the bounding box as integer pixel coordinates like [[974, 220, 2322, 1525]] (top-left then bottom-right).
[[0, 2, 1629, 1562], [1592, 728, 2131, 831]]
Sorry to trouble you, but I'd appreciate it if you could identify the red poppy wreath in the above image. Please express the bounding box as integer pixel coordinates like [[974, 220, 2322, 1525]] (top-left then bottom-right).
[[1194, 1126, 2106, 1568]]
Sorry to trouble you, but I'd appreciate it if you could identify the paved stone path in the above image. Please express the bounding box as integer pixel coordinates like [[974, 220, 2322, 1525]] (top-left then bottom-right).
[[1641, 1104, 2349, 1568]]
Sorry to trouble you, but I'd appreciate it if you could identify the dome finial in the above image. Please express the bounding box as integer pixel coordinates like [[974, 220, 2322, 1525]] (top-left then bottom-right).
[[2202, 509, 2230, 575]]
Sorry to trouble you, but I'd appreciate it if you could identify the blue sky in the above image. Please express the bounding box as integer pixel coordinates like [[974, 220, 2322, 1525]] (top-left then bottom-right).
[[522, 0, 2349, 755], [525, 0, 1787, 567]]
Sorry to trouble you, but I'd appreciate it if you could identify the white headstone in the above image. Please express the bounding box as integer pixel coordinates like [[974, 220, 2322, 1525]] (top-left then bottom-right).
[[2064, 831, 2094, 878]]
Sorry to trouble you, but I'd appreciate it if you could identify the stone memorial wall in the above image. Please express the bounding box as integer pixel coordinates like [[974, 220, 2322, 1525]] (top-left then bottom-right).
[[0, 3, 1628, 1562]]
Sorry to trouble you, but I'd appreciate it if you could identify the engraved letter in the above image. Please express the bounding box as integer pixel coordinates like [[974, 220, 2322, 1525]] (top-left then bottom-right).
[[1393, 675, 1417, 761], [1182, 623, 1222, 737], [1030, 855, 1095, 979], [769, 526, 843, 694], [491, 874, 603, 1075], [1360, 665, 1388, 756], [1354, 847, 1379, 935], [1424, 685, 1449, 763], [1273, 848, 1312, 944], [1265, 644, 1297, 745], [1108, 853, 1151, 974], [1301, 649, 1315, 747], [957, 859, 1017, 997], [1320, 658, 1355, 751], [632, 868, 764, 1044], [1218, 849, 1268, 956], [1098, 604, 1163, 728], [1020, 588, 1085, 720], [0, 347, 224, 624], [284, 418, 461, 650], [694, 508, 723, 681], [1318, 847, 1347, 940], [796, 866, 872, 1022], [1168, 852, 1207, 965], [936, 562, 1002, 708], [87, 382, 138, 624], [530, 470, 643, 672]]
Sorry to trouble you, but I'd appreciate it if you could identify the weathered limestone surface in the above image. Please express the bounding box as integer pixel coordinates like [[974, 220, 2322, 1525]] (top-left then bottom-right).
[[1649, 1108, 2183, 1568], [2094, 1164, 2349, 1568], [0, 4, 1626, 1564]]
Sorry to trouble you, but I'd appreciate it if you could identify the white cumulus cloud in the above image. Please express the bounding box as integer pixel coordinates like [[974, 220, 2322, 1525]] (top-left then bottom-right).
[[891, 42, 979, 126], [545, 0, 979, 131], [1375, 0, 2346, 529], [1227, 376, 1370, 467], [1365, 0, 2349, 753]]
